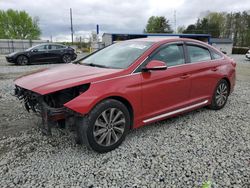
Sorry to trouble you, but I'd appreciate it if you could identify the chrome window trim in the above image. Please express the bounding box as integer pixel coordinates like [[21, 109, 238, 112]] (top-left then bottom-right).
[[131, 53, 225, 72], [185, 42, 225, 62], [143, 100, 209, 123], [167, 57, 225, 69]]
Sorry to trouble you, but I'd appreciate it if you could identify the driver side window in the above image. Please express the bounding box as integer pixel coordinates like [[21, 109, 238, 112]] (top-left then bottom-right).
[[33, 45, 46, 51], [151, 44, 185, 67]]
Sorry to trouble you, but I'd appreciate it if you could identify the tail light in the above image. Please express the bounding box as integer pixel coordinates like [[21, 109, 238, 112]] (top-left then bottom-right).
[[231, 60, 236, 67], [229, 58, 236, 67]]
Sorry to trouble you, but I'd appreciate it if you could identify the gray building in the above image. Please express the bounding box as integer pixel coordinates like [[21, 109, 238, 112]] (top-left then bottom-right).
[[211, 38, 233, 55]]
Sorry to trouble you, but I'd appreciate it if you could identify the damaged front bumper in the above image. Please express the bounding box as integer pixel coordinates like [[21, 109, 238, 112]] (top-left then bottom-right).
[[14, 83, 90, 135], [14, 86, 73, 135]]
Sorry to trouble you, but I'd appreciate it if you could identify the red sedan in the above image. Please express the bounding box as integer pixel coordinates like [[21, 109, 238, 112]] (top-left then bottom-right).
[[14, 38, 236, 153]]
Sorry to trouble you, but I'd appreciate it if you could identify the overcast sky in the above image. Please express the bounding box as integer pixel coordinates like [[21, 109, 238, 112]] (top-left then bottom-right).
[[1, 0, 250, 41]]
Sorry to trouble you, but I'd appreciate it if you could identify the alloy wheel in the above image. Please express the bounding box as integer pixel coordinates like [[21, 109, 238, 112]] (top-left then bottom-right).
[[215, 82, 228, 106], [63, 55, 71, 63], [17, 56, 28, 65], [93, 108, 126, 147]]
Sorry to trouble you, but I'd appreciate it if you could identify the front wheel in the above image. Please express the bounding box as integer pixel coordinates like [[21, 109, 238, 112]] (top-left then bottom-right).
[[76, 99, 130, 153], [16, 55, 29, 65], [208, 79, 229, 110]]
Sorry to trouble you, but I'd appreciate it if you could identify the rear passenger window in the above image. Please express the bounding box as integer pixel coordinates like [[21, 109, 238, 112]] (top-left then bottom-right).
[[49, 45, 57, 50], [211, 50, 223, 59], [56, 45, 65, 49], [187, 45, 211, 63], [151, 44, 185, 67]]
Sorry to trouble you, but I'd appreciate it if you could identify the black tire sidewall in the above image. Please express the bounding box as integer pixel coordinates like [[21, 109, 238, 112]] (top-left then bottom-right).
[[86, 99, 130, 153], [17, 55, 29, 65], [210, 79, 229, 110], [62, 54, 71, 63]]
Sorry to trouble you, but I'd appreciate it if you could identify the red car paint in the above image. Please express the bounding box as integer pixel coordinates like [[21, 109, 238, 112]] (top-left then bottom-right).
[[14, 38, 236, 129]]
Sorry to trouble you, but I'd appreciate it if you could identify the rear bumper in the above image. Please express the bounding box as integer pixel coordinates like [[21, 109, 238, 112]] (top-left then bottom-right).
[[72, 53, 77, 60], [229, 68, 236, 94]]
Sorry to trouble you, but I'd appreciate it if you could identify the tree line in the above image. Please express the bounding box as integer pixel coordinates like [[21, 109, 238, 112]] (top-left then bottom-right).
[[0, 9, 41, 40], [1, 9, 250, 47], [145, 11, 250, 47]]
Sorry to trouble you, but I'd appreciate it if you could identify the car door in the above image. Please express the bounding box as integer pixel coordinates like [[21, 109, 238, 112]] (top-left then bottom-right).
[[185, 43, 222, 103], [30, 44, 48, 62], [46, 45, 62, 62], [140, 43, 192, 122]]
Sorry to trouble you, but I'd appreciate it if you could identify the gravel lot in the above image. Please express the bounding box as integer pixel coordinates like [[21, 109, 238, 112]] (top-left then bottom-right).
[[0, 55, 249, 187]]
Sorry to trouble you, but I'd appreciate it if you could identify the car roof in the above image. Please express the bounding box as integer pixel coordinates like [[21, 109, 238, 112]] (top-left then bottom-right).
[[30, 43, 66, 48], [128, 37, 208, 45], [42, 43, 65, 46], [34, 43, 65, 46]]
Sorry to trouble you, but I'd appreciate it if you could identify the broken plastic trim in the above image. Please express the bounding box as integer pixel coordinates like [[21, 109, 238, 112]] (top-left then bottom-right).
[[14, 83, 90, 116], [14, 84, 90, 135]]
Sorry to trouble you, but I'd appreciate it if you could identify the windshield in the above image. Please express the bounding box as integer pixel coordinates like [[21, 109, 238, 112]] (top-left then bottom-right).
[[80, 41, 153, 69]]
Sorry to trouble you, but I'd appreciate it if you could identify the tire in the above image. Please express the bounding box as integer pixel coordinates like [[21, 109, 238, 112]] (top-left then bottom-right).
[[76, 99, 130, 153], [62, 54, 72, 63], [16, 55, 29, 65], [57, 119, 66, 129], [208, 79, 229, 110]]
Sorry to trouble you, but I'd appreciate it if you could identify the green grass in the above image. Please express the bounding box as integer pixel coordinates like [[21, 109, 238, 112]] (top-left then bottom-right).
[[201, 181, 212, 188]]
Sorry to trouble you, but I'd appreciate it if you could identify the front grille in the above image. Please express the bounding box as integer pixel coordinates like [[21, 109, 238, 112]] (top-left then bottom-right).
[[14, 86, 41, 113]]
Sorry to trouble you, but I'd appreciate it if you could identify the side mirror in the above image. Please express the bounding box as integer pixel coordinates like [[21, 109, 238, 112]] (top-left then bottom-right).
[[31, 49, 38, 52], [142, 60, 167, 72]]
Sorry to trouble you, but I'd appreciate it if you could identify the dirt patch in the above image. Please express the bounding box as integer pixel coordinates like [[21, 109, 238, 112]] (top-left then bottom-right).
[[236, 63, 250, 81]]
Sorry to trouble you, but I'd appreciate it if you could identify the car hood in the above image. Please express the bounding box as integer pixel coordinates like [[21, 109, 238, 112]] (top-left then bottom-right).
[[7, 51, 22, 57], [14, 63, 122, 95]]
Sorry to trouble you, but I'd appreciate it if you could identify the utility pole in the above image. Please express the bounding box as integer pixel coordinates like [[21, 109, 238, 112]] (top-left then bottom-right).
[[70, 8, 74, 44], [174, 10, 177, 33]]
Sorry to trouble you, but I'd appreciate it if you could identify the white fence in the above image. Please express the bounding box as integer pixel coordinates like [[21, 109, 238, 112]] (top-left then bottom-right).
[[0, 39, 49, 54]]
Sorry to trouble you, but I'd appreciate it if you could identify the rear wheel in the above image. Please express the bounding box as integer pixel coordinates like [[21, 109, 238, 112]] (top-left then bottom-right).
[[16, 55, 29, 65], [76, 99, 130, 153], [62, 54, 72, 63], [208, 79, 229, 110]]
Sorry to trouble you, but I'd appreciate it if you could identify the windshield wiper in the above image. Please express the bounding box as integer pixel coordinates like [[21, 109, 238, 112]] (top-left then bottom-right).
[[84, 63, 109, 68]]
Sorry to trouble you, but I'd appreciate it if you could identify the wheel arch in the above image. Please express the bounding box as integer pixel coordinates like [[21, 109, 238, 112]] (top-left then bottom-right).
[[99, 96, 134, 129], [61, 53, 73, 63], [221, 77, 231, 94], [15, 54, 29, 64]]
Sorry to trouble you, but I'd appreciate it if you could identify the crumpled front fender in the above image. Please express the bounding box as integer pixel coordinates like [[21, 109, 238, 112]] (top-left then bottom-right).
[[63, 82, 131, 115]]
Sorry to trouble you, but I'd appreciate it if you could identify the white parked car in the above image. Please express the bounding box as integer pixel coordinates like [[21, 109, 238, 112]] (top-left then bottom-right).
[[246, 49, 250, 60]]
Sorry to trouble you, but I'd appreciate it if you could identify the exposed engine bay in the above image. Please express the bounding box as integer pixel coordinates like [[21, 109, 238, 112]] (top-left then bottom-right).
[[14, 84, 90, 134]]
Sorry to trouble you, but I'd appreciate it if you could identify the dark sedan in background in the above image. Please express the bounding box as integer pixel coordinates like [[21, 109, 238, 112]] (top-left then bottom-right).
[[6, 43, 77, 65]]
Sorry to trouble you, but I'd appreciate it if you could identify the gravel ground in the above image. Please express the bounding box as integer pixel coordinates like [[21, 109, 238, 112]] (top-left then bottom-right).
[[0, 55, 249, 187]]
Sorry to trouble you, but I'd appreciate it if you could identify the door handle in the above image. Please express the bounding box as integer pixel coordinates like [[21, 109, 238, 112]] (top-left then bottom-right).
[[211, 67, 218, 71], [180, 74, 190, 79]]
